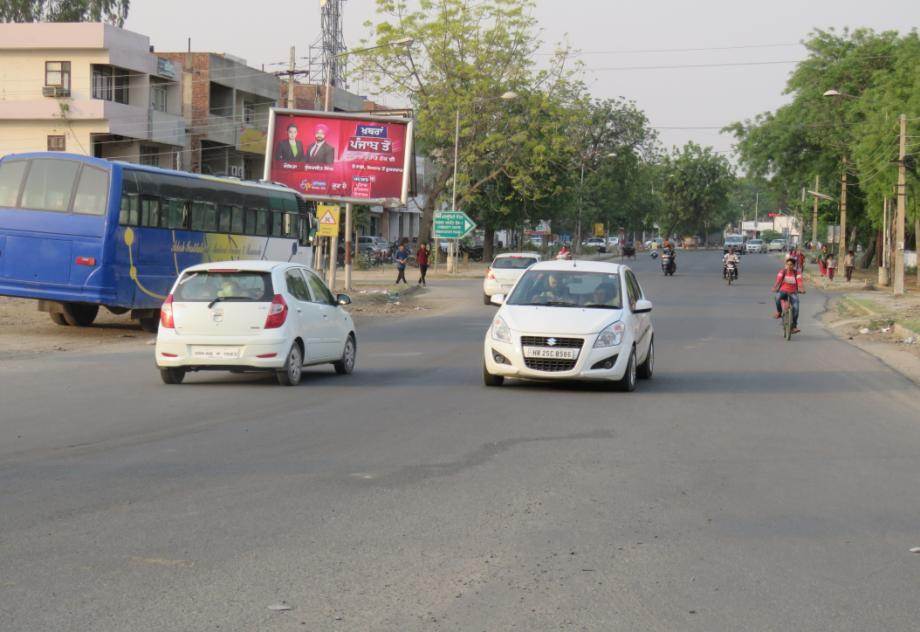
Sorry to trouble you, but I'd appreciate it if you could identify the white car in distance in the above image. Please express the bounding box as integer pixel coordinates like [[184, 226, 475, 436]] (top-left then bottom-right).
[[156, 261, 356, 386], [483, 252, 542, 305], [483, 260, 654, 391]]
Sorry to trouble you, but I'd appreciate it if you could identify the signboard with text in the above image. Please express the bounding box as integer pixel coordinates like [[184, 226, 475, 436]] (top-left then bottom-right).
[[264, 108, 414, 205], [433, 211, 476, 239], [316, 204, 341, 237]]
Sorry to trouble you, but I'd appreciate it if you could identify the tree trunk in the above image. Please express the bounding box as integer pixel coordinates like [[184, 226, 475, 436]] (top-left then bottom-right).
[[862, 231, 877, 269], [483, 226, 495, 262], [417, 166, 452, 246], [915, 217, 919, 286]]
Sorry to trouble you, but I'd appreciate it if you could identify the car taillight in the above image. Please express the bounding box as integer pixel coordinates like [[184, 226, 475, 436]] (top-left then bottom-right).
[[487, 269, 496, 280], [264, 294, 288, 329], [160, 294, 175, 329]]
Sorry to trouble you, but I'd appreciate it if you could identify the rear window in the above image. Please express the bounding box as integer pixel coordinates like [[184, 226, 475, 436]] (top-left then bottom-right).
[[493, 256, 538, 270], [0, 160, 28, 207], [174, 271, 274, 302], [20, 159, 80, 212]]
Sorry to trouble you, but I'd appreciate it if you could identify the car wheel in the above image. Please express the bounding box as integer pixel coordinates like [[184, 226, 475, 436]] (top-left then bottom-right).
[[276, 343, 303, 386], [637, 338, 654, 380], [61, 302, 99, 327], [483, 293, 492, 306], [138, 315, 160, 333], [159, 367, 186, 385], [333, 334, 357, 375], [483, 363, 504, 387], [49, 311, 69, 326], [616, 349, 637, 392]]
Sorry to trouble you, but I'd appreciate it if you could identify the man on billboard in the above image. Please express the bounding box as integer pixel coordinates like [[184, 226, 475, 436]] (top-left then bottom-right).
[[276, 123, 306, 163], [305, 123, 336, 164]]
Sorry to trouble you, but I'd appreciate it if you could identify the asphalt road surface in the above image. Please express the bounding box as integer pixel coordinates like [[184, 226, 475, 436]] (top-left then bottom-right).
[[2, 251, 920, 631]]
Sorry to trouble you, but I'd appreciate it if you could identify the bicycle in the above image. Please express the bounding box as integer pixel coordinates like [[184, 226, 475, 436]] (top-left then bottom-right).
[[780, 294, 793, 340]]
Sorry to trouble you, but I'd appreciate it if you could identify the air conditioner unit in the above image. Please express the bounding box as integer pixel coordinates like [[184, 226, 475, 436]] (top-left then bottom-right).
[[42, 86, 70, 98]]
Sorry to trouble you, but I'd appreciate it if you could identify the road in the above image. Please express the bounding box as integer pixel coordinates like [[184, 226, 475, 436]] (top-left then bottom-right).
[[2, 251, 920, 631]]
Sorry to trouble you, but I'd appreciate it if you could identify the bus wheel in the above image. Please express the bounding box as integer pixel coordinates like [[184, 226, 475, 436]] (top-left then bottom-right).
[[49, 311, 69, 326], [139, 315, 160, 333], [61, 303, 99, 327]]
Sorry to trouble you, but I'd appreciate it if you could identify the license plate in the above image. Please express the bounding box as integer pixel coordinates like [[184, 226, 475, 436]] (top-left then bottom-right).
[[523, 346, 578, 360], [191, 346, 241, 360]]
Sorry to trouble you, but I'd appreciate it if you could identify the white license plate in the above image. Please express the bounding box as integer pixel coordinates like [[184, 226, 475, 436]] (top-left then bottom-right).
[[191, 346, 241, 360], [523, 346, 578, 360]]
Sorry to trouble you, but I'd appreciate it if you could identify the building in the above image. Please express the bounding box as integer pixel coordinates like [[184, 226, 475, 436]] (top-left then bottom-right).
[[160, 52, 279, 180], [0, 22, 185, 168]]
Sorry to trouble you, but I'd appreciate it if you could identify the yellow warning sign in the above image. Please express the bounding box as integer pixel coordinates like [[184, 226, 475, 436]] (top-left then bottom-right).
[[316, 204, 340, 237]]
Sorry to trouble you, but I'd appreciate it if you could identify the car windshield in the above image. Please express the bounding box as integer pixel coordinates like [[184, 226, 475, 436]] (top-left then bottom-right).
[[507, 270, 622, 309], [750, 240, 763, 244], [493, 256, 538, 270], [174, 271, 274, 302]]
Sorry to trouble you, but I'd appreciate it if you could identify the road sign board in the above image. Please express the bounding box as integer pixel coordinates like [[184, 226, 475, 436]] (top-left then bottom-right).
[[433, 210, 476, 239], [316, 204, 341, 237]]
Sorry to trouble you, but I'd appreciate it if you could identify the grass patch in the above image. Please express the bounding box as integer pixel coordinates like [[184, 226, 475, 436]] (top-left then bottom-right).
[[900, 318, 920, 335]]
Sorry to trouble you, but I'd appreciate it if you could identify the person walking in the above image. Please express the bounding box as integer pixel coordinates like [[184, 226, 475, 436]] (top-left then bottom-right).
[[394, 243, 410, 285], [844, 250, 855, 282], [817, 245, 828, 276], [826, 251, 837, 281], [416, 243, 429, 286]]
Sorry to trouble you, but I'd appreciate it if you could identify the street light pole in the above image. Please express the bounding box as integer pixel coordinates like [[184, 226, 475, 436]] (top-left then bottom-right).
[[448, 108, 460, 273], [811, 175, 819, 247], [893, 114, 907, 296], [839, 158, 847, 260]]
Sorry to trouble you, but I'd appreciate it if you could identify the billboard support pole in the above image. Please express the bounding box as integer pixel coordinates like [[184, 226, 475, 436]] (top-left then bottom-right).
[[344, 202, 353, 291]]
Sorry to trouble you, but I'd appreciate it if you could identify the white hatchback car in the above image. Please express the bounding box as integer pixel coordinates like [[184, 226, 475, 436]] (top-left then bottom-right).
[[483, 252, 542, 305], [483, 260, 654, 391], [156, 261, 356, 386]]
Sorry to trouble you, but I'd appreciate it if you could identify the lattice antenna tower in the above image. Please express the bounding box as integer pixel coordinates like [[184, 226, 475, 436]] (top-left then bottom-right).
[[309, 0, 348, 91]]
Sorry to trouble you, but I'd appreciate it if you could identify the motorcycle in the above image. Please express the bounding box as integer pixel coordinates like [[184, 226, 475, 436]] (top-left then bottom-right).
[[661, 252, 676, 276], [649, 250, 659, 259], [724, 260, 737, 285]]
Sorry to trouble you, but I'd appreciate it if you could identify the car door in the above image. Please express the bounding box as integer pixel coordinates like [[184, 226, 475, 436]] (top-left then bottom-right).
[[283, 267, 322, 362], [625, 269, 652, 359], [302, 269, 346, 361]]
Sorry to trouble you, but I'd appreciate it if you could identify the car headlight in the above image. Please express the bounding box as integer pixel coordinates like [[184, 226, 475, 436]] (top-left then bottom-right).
[[491, 315, 512, 343], [594, 321, 625, 348]]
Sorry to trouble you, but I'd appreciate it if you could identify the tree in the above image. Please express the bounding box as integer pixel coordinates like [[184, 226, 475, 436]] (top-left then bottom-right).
[[352, 0, 579, 244], [1, 0, 130, 26], [657, 142, 735, 239]]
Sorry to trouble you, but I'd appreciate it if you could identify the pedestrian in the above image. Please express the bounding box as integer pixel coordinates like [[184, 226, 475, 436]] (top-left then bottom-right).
[[844, 249, 855, 282], [394, 243, 410, 284], [796, 247, 806, 274], [818, 245, 828, 276], [826, 251, 837, 281], [416, 242, 429, 286]]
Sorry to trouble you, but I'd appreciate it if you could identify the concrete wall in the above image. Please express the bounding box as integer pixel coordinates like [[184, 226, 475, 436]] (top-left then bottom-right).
[[0, 119, 103, 157]]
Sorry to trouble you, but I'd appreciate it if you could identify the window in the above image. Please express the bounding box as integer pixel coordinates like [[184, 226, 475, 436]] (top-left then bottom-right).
[[285, 269, 312, 302], [119, 171, 139, 225], [174, 271, 274, 302], [20, 159, 79, 212], [44, 61, 71, 90], [139, 146, 160, 167], [218, 205, 232, 233], [282, 213, 299, 238], [625, 271, 642, 310], [243, 103, 256, 125], [0, 160, 28, 207], [151, 82, 168, 113], [244, 208, 257, 235], [255, 210, 268, 236], [72, 167, 109, 215], [47, 135, 66, 151], [303, 270, 336, 305], [230, 206, 244, 234], [140, 197, 161, 227], [92, 66, 129, 104], [191, 201, 217, 232], [163, 198, 189, 229], [507, 270, 623, 309]]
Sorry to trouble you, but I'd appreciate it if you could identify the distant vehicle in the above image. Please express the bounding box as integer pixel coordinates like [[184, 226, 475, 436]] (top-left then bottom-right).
[[606, 236, 620, 248], [483, 252, 542, 305], [155, 261, 356, 386], [584, 237, 607, 252], [0, 152, 314, 332], [746, 239, 766, 254], [483, 260, 654, 391], [768, 239, 787, 252], [724, 234, 745, 255]]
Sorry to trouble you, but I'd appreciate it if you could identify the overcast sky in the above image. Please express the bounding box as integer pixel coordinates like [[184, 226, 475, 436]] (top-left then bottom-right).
[[126, 0, 920, 155]]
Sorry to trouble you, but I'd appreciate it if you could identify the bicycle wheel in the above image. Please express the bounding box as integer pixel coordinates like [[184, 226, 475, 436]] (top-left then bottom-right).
[[783, 305, 793, 340]]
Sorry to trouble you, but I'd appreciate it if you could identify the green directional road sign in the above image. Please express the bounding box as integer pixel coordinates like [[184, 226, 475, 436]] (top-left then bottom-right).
[[432, 210, 476, 239]]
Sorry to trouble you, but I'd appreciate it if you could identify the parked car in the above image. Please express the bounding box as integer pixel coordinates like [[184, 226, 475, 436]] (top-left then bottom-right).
[[483, 260, 654, 391], [483, 252, 542, 304], [155, 261, 356, 386], [584, 237, 607, 252], [768, 239, 787, 252], [746, 239, 765, 254]]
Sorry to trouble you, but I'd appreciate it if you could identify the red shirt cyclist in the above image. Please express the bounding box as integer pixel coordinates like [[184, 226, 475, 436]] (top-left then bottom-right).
[[772, 257, 805, 333]]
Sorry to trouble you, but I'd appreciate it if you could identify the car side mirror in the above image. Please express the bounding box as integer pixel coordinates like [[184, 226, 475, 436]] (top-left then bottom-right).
[[633, 299, 653, 313], [490, 294, 505, 306], [336, 293, 352, 306]]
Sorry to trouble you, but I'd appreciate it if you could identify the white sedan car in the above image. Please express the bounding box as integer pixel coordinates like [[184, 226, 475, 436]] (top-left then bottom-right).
[[483, 252, 542, 305], [483, 260, 654, 391], [156, 261, 356, 386]]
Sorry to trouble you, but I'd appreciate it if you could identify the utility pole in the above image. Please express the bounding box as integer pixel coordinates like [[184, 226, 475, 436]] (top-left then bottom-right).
[[287, 46, 295, 108], [893, 114, 907, 296], [839, 158, 847, 258], [754, 192, 759, 238], [811, 175, 819, 248], [880, 195, 890, 286], [448, 108, 460, 273]]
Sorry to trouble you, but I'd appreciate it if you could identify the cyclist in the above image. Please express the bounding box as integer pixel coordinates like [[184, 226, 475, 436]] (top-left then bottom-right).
[[722, 246, 740, 279], [772, 256, 805, 334]]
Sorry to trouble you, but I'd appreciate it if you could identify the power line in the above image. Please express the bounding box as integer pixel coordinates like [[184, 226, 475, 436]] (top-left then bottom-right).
[[534, 42, 803, 56]]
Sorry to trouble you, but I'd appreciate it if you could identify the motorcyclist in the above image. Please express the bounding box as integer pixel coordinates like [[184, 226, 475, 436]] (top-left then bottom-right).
[[722, 247, 740, 279], [661, 240, 676, 274]]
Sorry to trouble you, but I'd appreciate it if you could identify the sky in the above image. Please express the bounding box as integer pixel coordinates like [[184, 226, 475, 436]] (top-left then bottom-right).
[[126, 0, 920, 156]]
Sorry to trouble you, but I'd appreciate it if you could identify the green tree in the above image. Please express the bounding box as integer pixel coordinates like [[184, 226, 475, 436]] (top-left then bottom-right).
[[1, 0, 130, 26], [658, 142, 735, 240]]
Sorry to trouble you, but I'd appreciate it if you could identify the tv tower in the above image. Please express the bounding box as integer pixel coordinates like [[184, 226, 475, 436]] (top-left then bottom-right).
[[312, 0, 348, 90]]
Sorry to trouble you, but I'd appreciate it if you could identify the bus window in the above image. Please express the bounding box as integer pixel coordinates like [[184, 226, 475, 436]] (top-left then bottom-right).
[[119, 170, 139, 225], [218, 205, 232, 233], [191, 201, 217, 232], [270, 211, 283, 237], [282, 213, 298, 238], [164, 198, 189, 229], [20, 158, 79, 212], [230, 205, 244, 234], [256, 209, 268, 236], [244, 208, 257, 235], [0, 159, 28, 207], [72, 166, 109, 215], [140, 197, 161, 228], [205, 203, 218, 232]]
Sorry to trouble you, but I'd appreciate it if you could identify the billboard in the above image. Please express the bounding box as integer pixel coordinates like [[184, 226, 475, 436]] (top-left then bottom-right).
[[264, 108, 414, 205]]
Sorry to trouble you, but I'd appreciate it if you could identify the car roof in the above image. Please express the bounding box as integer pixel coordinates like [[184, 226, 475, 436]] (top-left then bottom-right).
[[528, 260, 624, 274], [180, 260, 307, 274], [494, 252, 541, 259]]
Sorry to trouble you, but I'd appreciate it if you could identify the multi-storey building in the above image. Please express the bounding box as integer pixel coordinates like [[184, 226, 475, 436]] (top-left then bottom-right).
[[0, 22, 185, 168]]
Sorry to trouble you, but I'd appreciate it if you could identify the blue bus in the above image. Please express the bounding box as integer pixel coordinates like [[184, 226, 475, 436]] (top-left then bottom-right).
[[0, 152, 315, 331]]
